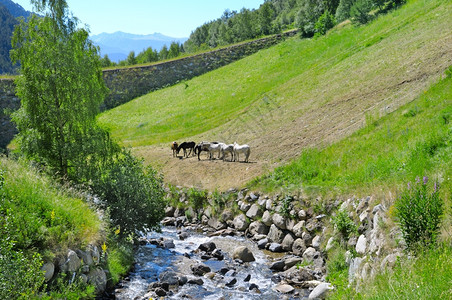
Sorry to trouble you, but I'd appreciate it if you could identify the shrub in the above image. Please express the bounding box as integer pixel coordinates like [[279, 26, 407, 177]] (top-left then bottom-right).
[[395, 177, 444, 251], [92, 149, 165, 239], [332, 209, 357, 243], [187, 188, 207, 213], [314, 10, 336, 37]]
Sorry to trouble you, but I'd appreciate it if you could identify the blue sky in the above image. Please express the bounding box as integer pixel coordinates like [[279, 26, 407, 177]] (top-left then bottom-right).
[[13, 0, 265, 37]]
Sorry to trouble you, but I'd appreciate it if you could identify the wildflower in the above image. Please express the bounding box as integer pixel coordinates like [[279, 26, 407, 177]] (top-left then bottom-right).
[[50, 209, 55, 221], [115, 226, 120, 235], [407, 182, 411, 190], [423, 176, 428, 185], [102, 242, 107, 253], [434, 181, 438, 192]]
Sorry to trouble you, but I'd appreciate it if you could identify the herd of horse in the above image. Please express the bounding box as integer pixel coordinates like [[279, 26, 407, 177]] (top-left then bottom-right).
[[171, 141, 251, 162]]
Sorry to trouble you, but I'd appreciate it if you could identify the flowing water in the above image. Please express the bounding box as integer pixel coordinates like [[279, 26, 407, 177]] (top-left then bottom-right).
[[114, 227, 297, 300]]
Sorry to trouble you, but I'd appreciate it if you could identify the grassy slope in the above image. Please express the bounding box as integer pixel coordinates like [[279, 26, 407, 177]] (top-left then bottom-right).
[[98, 0, 452, 191]]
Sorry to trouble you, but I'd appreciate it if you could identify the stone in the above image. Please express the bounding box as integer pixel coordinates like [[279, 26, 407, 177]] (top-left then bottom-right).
[[76, 249, 94, 266], [187, 277, 204, 285], [244, 274, 251, 282], [325, 237, 335, 251], [87, 268, 107, 293], [248, 221, 269, 236], [266, 199, 273, 210], [159, 271, 180, 285], [155, 287, 167, 297], [41, 262, 54, 282], [381, 253, 400, 270], [261, 210, 273, 226], [281, 233, 295, 251], [302, 247, 319, 263], [165, 206, 175, 217], [162, 239, 175, 249], [284, 256, 302, 269], [240, 202, 251, 212], [305, 219, 321, 232], [274, 284, 295, 294], [356, 235, 367, 254], [88, 244, 100, 264], [267, 224, 285, 243], [233, 214, 250, 231], [246, 204, 263, 219], [225, 278, 237, 287], [257, 238, 268, 249], [191, 263, 211, 276], [312, 235, 321, 249], [198, 242, 216, 253], [178, 232, 189, 240], [359, 211, 369, 223], [292, 221, 305, 238], [292, 238, 306, 256], [348, 257, 363, 283], [221, 210, 234, 221], [208, 217, 226, 230], [232, 246, 255, 262], [298, 209, 307, 220], [60, 249, 81, 273], [309, 282, 333, 299], [270, 260, 285, 271], [286, 218, 296, 232], [249, 192, 259, 201], [249, 283, 260, 291], [268, 243, 283, 252], [272, 213, 287, 230]]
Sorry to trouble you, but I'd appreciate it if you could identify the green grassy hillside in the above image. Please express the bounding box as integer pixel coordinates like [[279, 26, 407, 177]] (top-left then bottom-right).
[[98, 0, 452, 191]]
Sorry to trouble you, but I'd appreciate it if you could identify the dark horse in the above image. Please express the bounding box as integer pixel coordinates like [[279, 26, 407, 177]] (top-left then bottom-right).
[[177, 141, 196, 157]]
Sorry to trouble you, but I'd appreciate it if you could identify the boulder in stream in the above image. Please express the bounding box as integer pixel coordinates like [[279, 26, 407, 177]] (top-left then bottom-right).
[[232, 246, 255, 262]]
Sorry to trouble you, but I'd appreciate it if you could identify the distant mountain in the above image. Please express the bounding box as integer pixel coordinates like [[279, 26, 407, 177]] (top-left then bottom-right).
[[0, 0, 30, 18], [0, 4, 19, 74], [91, 31, 188, 63]]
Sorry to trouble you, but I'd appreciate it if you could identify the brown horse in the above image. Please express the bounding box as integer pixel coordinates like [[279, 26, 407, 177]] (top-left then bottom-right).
[[171, 142, 178, 157]]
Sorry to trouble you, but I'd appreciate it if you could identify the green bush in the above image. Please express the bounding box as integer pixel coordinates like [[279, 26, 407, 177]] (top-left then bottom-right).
[[187, 187, 207, 213], [314, 10, 336, 37], [332, 209, 357, 243], [395, 177, 444, 251], [92, 149, 165, 239]]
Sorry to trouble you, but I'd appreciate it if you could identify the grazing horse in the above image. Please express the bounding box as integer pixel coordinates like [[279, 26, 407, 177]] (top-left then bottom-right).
[[177, 141, 196, 157], [195, 141, 212, 160], [221, 144, 234, 161], [208, 142, 223, 160], [171, 142, 178, 157], [233, 142, 251, 162]]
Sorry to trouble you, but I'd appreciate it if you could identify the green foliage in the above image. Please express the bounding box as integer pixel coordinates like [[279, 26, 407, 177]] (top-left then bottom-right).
[[395, 176, 444, 251], [187, 187, 208, 212], [45, 272, 95, 299], [314, 10, 336, 36], [335, 0, 356, 22], [332, 209, 357, 242], [127, 51, 137, 65], [350, 0, 374, 25], [297, 0, 325, 37], [279, 195, 294, 217], [92, 149, 165, 238], [10, 4, 108, 178], [355, 245, 452, 299], [104, 236, 134, 286]]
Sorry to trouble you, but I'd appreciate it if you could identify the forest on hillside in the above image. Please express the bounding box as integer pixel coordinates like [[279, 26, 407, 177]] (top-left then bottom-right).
[[0, 5, 18, 74]]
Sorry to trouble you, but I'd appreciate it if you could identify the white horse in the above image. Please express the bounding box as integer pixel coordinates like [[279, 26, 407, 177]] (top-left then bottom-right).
[[233, 142, 250, 162], [208, 142, 223, 160], [221, 144, 234, 161]]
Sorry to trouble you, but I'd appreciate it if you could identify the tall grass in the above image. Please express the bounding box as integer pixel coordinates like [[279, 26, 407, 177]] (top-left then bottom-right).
[[0, 157, 104, 255], [253, 74, 452, 198]]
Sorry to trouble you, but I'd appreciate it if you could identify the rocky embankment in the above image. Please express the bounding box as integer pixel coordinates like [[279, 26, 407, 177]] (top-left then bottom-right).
[[137, 188, 402, 299]]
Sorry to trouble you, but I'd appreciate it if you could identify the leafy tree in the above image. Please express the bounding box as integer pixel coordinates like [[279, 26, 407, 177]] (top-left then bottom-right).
[[314, 9, 336, 36], [350, 0, 374, 24], [259, 2, 275, 35], [10, 0, 108, 178], [167, 41, 181, 59], [100, 54, 113, 67], [127, 50, 137, 65], [137, 46, 158, 64], [297, 0, 325, 37], [159, 44, 169, 60], [335, 0, 356, 22]]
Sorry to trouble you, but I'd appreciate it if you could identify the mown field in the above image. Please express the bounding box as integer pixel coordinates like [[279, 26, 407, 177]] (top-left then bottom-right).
[[98, 0, 452, 192]]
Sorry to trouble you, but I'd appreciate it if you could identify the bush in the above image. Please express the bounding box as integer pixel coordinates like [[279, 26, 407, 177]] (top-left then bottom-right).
[[395, 177, 444, 251], [92, 149, 165, 239], [187, 188, 207, 213], [314, 10, 336, 37], [332, 209, 357, 243]]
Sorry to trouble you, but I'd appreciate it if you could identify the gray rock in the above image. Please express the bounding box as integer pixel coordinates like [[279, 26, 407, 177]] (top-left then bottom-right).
[[165, 206, 175, 217], [348, 257, 363, 283], [266, 199, 273, 210], [240, 202, 251, 212], [60, 249, 81, 273], [221, 210, 234, 221], [88, 244, 100, 264], [249, 221, 269, 236], [232, 246, 255, 262], [88, 268, 107, 293], [162, 239, 175, 249], [284, 256, 302, 269], [267, 224, 285, 243], [272, 213, 287, 230], [257, 238, 268, 249], [298, 209, 307, 220], [380, 253, 400, 271], [76, 249, 94, 266], [312, 235, 322, 249], [268, 243, 283, 252], [270, 260, 285, 271], [198, 242, 216, 253], [249, 192, 259, 201], [233, 214, 249, 231], [355, 235, 367, 254], [359, 210, 369, 223], [191, 263, 211, 276], [292, 238, 306, 256], [246, 204, 263, 219], [309, 282, 333, 299], [281, 233, 295, 251], [302, 247, 319, 263], [274, 284, 295, 294], [41, 262, 54, 282], [292, 221, 306, 238], [305, 218, 321, 232], [325, 237, 335, 251], [159, 271, 180, 285], [187, 277, 204, 285], [286, 218, 296, 232], [261, 210, 273, 226], [208, 217, 226, 230]]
